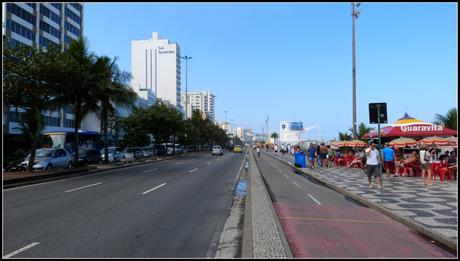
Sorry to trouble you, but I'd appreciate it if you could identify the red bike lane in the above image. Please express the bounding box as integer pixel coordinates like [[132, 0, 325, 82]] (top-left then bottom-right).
[[274, 202, 455, 258]]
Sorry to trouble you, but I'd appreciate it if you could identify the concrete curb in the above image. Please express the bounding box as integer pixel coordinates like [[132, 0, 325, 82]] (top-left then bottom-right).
[[246, 150, 292, 258], [264, 151, 458, 255], [3, 155, 185, 189]]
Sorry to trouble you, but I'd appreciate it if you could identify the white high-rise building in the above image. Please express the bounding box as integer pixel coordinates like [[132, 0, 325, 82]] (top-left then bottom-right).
[[131, 32, 181, 109], [236, 127, 244, 140], [180, 91, 215, 121]]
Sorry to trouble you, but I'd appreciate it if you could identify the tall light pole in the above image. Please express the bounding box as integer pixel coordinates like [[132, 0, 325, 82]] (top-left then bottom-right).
[[181, 55, 193, 119], [351, 2, 361, 139]]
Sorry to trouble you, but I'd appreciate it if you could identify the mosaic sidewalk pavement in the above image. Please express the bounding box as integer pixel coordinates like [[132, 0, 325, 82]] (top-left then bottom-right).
[[265, 152, 458, 243]]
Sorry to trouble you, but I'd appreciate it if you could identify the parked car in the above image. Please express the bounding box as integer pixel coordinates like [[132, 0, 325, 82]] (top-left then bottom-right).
[[212, 145, 224, 156], [142, 147, 154, 158], [20, 148, 73, 170], [78, 148, 101, 166], [123, 148, 143, 161], [155, 144, 167, 157], [164, 143, 183, 155], [100, 147, 124, 163]]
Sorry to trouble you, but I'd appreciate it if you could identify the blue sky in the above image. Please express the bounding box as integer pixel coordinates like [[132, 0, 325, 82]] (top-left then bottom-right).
[[83, 3, 457, 140]]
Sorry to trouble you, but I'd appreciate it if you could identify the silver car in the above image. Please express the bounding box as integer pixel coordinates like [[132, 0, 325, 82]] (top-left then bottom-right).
[[212, 145, 224, 156], [100, 147, 124, 163], [21, 148, 73, 170]]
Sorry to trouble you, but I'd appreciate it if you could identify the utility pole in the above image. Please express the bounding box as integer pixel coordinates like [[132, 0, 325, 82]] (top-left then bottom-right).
[[265, 114, 269, 142], [181, 55, 193, 119], [351, 2, 361, 139]]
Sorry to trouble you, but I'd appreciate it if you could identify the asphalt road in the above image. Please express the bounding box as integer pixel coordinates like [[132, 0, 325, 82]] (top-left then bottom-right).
[[256, 151, 455, 258], [3, 150, 246, 258]]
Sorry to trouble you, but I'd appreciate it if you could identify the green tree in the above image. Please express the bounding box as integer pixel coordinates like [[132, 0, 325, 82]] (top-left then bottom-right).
[[120, 108, 150, 148], [271, 132, 278, 143], [92, 56, 137, 163], [50, 37, 100, 167], [349, 122, 374, 139], [3, 44, 62, 171], [434, 108, 457, 130], [338, 131, 352, 141]]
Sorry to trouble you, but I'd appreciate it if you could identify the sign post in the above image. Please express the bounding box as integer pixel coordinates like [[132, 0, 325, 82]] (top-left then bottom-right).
[[369, 103, 388, 204]]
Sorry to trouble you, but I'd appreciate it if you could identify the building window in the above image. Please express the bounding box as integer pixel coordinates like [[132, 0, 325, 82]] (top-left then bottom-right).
[[26, 3, 36, 9], [65, 7, 81, 24], [69, 3, 83, 13], [40, 20, 61, 39], [6, 19, 35, 41], [65, 21, 81, 36], [40, 5, 61, 24], [7, 3, 36, 24], [40, 36, 60, 49], [64, 119, 75, 128], [63, 106, 73, 114], [43, 116, 61, 127], [51, 3, 63, 10], [9, 111, 26, 123]]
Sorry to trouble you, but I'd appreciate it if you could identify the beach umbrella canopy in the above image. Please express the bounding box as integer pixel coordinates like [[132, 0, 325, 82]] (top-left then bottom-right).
[[389, 137, 418, 148], [345, 140, 367, 147], [446, 136, 457, 148], [362, 113, 457, 139], [332, 141, 349, 147], [418, 136, 450, 146]]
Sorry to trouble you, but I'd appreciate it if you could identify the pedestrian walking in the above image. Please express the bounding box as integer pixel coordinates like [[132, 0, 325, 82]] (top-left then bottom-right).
[[365, 141, 381, 189], [419, 145, 433, 186], [381, 142, 395, 181], [307, 143, 316, 169], [256, 146, 261, 159]]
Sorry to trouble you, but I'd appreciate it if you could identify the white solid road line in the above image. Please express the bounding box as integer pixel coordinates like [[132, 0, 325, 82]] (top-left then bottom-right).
[[292, 181, 301, 188], [64, 182, 103, 193], [144, 168, 159, 173], [307, 193, 322, 205], [189, 168, 199, 173], [3, 242, 40, 259], [142, 183, 167, 195]]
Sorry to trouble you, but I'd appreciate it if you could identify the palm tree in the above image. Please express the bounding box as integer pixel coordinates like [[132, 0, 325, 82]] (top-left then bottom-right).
[[349, 122, 374, 139], [338, 131, 352, 141], [92, 56, 137, 163], [434, 108, 457, 130], [271, 132, 278, 143], [50, 37, 100, 167]]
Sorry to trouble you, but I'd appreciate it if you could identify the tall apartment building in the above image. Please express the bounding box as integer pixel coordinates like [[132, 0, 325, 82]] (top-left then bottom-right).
[[3, 2, 84, 134], [180, 91, 215, 121], [131, 32, 181, 109]]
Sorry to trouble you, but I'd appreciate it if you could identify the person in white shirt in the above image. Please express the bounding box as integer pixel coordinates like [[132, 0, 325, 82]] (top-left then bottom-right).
[[365, 142, 381, 189]]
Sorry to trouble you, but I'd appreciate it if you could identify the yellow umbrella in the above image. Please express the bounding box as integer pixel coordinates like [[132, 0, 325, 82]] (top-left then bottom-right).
[[419, 136, 449, 146], [345, 140, 367, 147], [331, 141, 349, 147], [389, 137, 418, 148]]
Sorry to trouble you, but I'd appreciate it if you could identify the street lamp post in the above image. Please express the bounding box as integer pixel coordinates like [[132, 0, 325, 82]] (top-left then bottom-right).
[[351, 2, 361, 139], [181, 55, 193, 119]]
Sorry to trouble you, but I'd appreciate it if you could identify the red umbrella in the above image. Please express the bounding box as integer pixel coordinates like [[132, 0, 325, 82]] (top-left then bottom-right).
[[419, 136, 450, 146], [362, 113, 457, 139], [446, 136, 457, 148], [389, 137, 418, 148]]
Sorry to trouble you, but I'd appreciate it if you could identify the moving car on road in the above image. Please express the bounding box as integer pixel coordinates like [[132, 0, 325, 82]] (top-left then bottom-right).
[[212, 145, 224, 156], [20, 148, 73, 170], [233, 145, 243, 153]]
